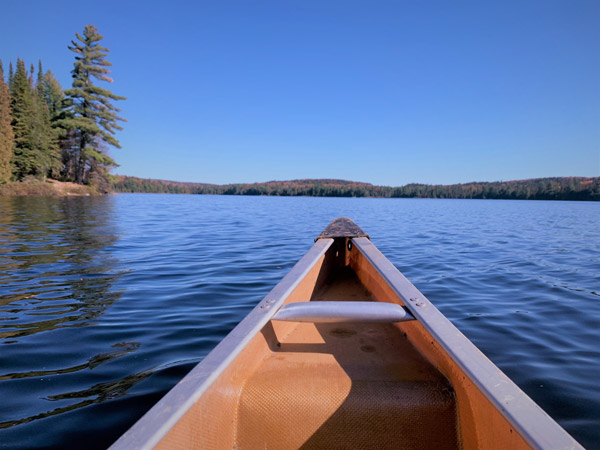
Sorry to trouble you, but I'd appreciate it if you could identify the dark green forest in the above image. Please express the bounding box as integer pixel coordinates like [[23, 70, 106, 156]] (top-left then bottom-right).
[[111, 176, 600, 201], [0, 25, 125, 192]]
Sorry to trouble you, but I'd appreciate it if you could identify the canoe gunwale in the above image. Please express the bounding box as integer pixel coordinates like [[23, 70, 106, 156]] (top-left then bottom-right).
[[352, 236, 582, 450], [109, 238, 334, 450]]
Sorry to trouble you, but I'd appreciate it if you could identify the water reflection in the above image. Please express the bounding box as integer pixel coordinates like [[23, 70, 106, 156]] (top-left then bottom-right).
[[0, 366, 153, 429], [0, 196, 122, 339], [0, 342, 140, 381], [0, 196, 146, 438]]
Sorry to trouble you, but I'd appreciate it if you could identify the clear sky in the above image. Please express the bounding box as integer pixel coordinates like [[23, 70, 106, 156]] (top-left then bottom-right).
[[2, 0, 599, 185]]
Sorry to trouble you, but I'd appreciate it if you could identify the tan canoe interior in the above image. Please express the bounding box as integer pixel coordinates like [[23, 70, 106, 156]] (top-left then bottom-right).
[[156, 239, 530, 449]]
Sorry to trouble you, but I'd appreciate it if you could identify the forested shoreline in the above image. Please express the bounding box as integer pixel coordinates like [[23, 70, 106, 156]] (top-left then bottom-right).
[[0, 25, 125, 194], [2, 25, 596, 202], [112, 176, 600, 201]]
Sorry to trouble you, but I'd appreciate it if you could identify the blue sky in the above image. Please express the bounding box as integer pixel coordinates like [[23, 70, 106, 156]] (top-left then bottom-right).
[[2, 0, 599, 185]]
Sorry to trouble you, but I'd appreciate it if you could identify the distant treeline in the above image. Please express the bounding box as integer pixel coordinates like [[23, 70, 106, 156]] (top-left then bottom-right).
[[111, 176, 600, 201]]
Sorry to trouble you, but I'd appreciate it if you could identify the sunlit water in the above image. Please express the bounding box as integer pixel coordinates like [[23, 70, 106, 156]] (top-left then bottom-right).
[[0, 194, 598, 449]]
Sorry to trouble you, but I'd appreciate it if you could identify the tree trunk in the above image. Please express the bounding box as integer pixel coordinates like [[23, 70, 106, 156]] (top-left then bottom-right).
[[76, 135, 86, 184]]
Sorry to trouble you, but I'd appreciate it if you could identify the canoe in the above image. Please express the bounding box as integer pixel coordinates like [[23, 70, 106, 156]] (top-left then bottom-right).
[[110, 218, 582, 450]]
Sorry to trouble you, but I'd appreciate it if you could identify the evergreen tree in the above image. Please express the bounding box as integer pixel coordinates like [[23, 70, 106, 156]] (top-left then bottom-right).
[[38, 65, 66, 123], [0, 60, 14, 184], [9, 59, 37, 179], [32, 62, 61, 178], [38, 65, 71, 180], [62, 24, 126, 184], [8, 59, 59, 180]]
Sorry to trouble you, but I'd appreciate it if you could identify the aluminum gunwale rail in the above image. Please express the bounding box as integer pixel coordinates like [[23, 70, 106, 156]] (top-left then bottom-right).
[[351, 236, 582, 450], [109, 238, 333, 450]]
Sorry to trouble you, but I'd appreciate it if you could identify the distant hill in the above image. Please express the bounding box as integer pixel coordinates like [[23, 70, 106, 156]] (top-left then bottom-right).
[[111, 176, 599, 201]]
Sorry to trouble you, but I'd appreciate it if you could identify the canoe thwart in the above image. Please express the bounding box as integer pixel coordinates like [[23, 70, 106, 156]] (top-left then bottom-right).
[[272, 301, 415, 323], [315, 217, 370, 241]]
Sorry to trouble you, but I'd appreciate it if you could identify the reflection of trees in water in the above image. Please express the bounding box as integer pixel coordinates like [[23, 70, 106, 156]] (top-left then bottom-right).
[[0, 355, 195, 430], [0, 342, 140, 381], [0, 196, 123, 339], [0, 196, 156, 436], [0, 366, 152, 429]]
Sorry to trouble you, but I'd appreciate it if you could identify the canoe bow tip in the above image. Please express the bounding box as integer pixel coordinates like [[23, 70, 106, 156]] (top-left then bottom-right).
[[315, 217, 370, 242]]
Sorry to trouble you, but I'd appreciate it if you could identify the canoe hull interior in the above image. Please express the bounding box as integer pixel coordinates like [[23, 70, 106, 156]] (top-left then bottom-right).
[[159, 258, 462, 449], [110, 219, 582, 450]]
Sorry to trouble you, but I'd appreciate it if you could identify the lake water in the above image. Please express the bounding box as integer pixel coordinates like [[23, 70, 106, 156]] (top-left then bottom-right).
[[0, 194, 598, 449]]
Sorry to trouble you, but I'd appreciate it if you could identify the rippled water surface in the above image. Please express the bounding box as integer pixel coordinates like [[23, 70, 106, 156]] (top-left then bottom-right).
[[0, 194, 598, 449]]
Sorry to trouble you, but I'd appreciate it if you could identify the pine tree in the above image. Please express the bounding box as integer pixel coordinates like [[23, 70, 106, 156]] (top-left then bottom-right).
[[9, 59, 59, 180], [0, 60, 14, 184], [9, 59, 37, 179], [38, 65, 66, 123], [38, 65, 70, 179], [62, 24, 126, 184], [32, 61, 61, 178]]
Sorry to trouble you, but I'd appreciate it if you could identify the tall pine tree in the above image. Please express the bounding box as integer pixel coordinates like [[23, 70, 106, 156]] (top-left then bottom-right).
[[38, 65, 70, 180], [8, 59, 59, 180], [0, 60, 14, 184], [38, 66, 66, 124], [31, 62, 60, 178], [9, 59, 37, 179], [62, 25, 126, 185]]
